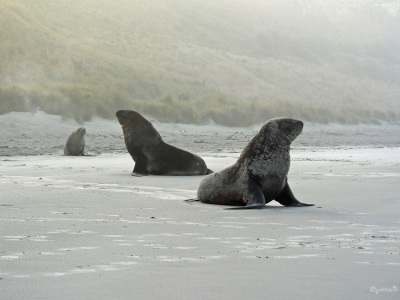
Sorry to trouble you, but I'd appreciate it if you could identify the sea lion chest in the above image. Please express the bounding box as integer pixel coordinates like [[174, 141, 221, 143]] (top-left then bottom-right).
[[70, 134, 85, 145], [123, 125, 158, 152], [246, 151, 290, 200]]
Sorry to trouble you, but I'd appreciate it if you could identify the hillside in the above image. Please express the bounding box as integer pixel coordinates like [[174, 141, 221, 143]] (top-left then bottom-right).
[[1, 0, 400, 125]]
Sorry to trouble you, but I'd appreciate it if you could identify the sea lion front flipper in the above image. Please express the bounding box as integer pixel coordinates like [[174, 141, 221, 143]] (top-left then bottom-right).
[[226, 178, 265, 210], [275, 181, 314, 207], [131, 152, 148, 176], [131, 171, 146, 177]]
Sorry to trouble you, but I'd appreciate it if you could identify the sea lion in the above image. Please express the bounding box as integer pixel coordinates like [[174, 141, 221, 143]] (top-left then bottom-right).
[[197, 117, 313, 209], [116, 110, 212, 176], [64, 127, 86, 156]]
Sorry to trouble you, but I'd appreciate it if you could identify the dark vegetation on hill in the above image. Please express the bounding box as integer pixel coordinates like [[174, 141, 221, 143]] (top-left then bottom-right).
[[1, 0, 399, 125]]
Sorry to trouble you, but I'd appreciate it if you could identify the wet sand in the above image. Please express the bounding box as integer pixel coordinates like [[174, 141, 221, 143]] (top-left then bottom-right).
[[1, 112, 400, 299]]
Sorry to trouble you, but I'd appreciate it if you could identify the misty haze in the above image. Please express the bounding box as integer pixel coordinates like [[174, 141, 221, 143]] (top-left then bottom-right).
[[1, 0, 400, 125]]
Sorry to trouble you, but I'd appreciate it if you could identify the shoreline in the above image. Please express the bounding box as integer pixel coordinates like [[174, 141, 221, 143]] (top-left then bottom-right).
[[1, 111, 400, 157]]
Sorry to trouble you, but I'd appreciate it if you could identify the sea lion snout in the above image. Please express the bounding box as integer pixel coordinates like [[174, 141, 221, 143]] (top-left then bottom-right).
[[77, 127, 86, 135], [286, 118, 303, 142], [274, 118, 303, 142]]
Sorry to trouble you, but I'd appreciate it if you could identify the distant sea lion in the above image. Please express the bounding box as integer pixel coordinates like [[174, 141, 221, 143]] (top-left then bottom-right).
[[116, 110, 212, 176], [197, 117, 313, 209], [64, 127, 86, 156]]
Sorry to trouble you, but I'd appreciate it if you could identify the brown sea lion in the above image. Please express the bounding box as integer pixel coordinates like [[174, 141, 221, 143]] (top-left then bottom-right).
[[64, 127, 86, 156], [116, 110, 212, 176], [197, 117, 313, 209]]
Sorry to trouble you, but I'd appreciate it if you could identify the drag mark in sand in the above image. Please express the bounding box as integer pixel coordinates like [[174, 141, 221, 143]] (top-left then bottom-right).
[[247, 254, 323, 259], [0, 218, 27, 222], [0, 175, 196, 200], [127, 255, 226, 263], [42, 261, 137, 278], [323, 172, 400, 178], [0, 255, 20, 260]]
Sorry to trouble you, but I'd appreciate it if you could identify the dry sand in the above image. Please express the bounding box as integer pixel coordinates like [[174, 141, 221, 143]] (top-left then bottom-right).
[[1, 111, 399, 299]]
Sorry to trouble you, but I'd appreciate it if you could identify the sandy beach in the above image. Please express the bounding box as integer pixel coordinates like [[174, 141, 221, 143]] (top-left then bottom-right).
[[1, 112, 399, 299]]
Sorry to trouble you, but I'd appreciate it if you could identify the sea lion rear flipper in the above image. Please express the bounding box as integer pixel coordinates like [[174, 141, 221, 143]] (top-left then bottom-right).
[[225, 203, 265, 210], [184, 198, 199, 204], [275, 182, 314, 207], [205, 169, 213, 175]]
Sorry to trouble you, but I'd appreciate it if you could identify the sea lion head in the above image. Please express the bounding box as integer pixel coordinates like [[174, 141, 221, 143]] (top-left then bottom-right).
[[76, 127, 86, 136], [116, 110, 162, 143], [116, 110, 148, 126], [260, 117, 303, 144]]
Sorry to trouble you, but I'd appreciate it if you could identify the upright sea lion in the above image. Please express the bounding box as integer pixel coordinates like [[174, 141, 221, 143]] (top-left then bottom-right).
[[116, 110, 212, 176], [197, 117, 313, 209], [64, 127, 86, 156]]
